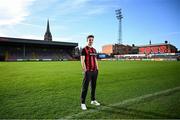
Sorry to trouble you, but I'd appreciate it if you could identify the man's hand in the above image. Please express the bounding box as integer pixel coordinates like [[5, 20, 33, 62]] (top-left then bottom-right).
[[82, 68, 86, 72], [81, 56, 86, 74], [95, 57, 99, 71], [82, 68, 86, 75]]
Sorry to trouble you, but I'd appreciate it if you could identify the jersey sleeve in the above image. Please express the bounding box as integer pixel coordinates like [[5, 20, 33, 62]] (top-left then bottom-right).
[[81, 48, 86, 56]]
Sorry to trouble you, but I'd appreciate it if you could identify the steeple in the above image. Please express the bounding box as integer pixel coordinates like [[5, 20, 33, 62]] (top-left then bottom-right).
[[44, 19, 52, 41]]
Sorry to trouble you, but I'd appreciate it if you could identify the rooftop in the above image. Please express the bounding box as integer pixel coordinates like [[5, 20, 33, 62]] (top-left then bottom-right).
[[0, 36, 78, 47]]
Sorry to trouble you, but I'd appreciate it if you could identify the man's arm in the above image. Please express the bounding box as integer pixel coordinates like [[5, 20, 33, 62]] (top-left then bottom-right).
[[81, 56, 86, 72], [95, 57, 99, 70]]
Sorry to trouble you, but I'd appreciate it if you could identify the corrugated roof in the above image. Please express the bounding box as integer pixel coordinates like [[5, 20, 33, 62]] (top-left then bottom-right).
[[0, 36, 78, 47]]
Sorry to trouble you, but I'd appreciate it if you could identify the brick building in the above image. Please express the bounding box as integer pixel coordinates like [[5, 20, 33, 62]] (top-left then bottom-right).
[[138, 43, 177, 54], [102, 44, 138, 55], [102, 41, 177, 55]]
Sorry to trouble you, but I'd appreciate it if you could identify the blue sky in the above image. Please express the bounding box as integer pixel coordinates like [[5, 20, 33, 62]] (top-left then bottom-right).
[[0, 0, 179, 52]]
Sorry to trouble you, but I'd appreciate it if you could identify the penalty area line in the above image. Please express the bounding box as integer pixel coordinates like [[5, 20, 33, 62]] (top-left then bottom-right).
[[63, 86, 180, 119]]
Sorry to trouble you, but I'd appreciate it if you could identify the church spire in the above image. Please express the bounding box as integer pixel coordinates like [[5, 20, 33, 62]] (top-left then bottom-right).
[[44, 19, 52, 41]]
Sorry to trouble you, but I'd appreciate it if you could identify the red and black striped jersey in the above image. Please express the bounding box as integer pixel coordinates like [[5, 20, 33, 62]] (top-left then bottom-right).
[[81, 46, 97, 71]]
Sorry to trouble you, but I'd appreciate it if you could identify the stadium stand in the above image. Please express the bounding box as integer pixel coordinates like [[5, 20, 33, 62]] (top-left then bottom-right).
[[0, 20, 78, 61], [0, 37, 78, 61]]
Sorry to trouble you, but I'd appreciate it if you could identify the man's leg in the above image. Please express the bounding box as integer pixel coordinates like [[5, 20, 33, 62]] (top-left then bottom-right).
[[90, 70, 98, 101], [81, 71, 90, 104]]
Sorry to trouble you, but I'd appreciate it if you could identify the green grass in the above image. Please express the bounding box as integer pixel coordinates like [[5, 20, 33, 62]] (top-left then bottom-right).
[[0, 61, 180, 119]]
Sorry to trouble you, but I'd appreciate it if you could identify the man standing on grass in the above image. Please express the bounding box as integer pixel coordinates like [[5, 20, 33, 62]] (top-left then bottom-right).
[[80, 35, 100, 110]]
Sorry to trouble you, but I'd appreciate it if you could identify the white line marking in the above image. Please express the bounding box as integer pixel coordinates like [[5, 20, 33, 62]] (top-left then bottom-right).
[[63, 86, 180, 119]]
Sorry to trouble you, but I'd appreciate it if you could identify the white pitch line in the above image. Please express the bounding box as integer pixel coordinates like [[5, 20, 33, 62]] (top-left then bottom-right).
[[63, 86, 180, 119]]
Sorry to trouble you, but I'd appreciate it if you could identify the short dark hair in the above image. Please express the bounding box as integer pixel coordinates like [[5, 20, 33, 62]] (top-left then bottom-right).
[[87, 35, 94, 39]]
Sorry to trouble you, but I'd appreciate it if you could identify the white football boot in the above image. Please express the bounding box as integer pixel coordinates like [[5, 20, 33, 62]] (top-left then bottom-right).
[[81, 104, 87, 110], [91, 100, 100, 106]]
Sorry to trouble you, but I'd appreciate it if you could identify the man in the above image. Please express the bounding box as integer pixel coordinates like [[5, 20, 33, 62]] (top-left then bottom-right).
[[80, 35, 100, 110]]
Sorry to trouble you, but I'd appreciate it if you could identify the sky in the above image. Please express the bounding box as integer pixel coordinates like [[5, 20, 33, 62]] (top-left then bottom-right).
[[0, 0, 179, 52]]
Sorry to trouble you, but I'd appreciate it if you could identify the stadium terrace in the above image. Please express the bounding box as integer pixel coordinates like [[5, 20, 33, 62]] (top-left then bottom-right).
[[0, 20, 78, 61]]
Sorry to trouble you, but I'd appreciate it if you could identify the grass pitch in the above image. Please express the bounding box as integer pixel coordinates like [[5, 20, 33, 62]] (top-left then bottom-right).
[[0, 61, 180, 119]]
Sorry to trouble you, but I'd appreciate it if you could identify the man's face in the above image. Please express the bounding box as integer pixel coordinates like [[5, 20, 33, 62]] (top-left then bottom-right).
[[87, 37, 94, 46]]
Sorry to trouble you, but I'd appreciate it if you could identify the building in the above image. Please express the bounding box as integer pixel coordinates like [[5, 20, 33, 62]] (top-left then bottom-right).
[[0, 20, 78, 61], [102, 44, 113, 55], [138, 41, 177, 54], [102, 41, 177, 55], [102, 44, 138, 55]]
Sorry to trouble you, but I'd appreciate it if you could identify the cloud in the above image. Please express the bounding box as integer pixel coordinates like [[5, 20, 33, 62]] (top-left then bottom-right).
[[165, 32, 180, 36], [51, 0, 91, 15], [19, 22, 43, 28], [16, 34, 83, 44], [18, 34, 42, 40], [0, 0, 117, 51], [155, 31, 180, 40], [52, 0, 116, 17], [15, 34, 85, 49], [0, 0, 35, 26]]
